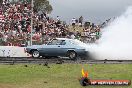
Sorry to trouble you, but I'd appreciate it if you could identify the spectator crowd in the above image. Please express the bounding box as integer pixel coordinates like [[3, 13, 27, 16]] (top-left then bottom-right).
[[0, 0, 111, 46]]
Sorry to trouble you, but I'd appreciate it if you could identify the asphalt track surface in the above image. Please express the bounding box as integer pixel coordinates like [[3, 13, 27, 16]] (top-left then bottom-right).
[[0, 57, 132, 64]]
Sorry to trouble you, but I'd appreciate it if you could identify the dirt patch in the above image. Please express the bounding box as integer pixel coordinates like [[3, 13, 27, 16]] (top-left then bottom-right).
[[18, 79, 49, 88], [0, 83, 16, 88]]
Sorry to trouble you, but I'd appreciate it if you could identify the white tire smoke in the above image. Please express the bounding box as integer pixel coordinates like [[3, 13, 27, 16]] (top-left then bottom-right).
[[88, 6, 132, 60]]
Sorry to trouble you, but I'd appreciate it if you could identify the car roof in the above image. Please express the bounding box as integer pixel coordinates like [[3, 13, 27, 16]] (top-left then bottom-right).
[[55, 38, 72, 40], [55, 38, 82, 43]]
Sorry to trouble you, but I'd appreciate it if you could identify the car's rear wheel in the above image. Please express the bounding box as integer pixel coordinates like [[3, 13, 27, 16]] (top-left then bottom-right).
[[32, 50, 40, 58], [67, 51, 77, 60]]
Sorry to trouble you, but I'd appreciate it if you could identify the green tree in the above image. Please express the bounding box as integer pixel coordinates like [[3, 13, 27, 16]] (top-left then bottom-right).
[[34, 0, 53, 13], [0, 0, 53, 13], [0, 0, 3, 4]]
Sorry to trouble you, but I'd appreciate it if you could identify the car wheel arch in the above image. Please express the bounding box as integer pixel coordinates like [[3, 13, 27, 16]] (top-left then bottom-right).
[[67, 50, 76, 53], [30, 49, 38, 54]]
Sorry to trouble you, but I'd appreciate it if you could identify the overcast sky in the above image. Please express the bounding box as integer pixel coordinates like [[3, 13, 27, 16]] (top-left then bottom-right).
[[49, 0, 132, 24]]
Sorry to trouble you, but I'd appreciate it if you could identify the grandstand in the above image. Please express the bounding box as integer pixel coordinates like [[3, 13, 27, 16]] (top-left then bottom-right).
[[0, 0, 110, 46]]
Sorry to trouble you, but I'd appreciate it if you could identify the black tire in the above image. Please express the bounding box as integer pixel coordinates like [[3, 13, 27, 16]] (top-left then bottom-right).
[[32, 50, 40, 58], [42, 56, 58, 59], [44, 56, 51, 59], [67, 51, 77, 60]]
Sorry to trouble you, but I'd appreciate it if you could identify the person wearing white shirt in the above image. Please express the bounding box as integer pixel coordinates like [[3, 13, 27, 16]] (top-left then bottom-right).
[[71, 34, 75, 39], [71, 18, 76, 28]]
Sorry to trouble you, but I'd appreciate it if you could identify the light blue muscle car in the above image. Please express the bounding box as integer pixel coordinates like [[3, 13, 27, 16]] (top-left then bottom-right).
[[26, 38, 89, 59]]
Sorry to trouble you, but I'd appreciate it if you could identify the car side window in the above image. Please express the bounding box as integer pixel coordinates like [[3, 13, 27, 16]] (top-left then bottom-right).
[[47, 39, 58, 45], [60, 40, 66, 45], [56, 40, 66, 45], [47, 39, 66, 45]]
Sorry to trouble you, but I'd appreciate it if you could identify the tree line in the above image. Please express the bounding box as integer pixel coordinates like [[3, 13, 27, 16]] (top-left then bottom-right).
[[0, 0, 53, 13]]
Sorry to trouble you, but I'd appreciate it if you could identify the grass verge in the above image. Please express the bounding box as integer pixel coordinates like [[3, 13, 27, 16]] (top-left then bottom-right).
[[0, 64, 131, 88]]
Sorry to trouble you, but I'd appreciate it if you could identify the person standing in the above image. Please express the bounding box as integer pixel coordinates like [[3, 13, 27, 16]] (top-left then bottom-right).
[[79, 16, 83, 27], [71, 18, 76, 28]]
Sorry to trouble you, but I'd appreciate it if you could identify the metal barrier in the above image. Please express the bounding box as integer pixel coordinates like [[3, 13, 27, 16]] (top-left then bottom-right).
[[0, 46, 28, 57]]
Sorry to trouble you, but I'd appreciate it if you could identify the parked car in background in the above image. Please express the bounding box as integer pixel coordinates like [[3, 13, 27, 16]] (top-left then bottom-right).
[[26, 38, 89, 60]]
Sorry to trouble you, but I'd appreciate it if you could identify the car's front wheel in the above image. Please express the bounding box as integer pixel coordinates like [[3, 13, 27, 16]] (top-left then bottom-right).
[[67, 51, 77, 60], [32, 50, 40, 58]]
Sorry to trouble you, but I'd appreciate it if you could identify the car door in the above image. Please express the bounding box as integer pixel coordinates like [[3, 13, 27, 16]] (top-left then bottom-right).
[[41, 39, 62, 56], [59, 40, 76, 56], [56, 40, 68, 56]]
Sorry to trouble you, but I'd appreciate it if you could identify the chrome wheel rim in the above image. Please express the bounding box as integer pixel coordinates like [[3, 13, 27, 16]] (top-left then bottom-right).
[[33, 51, 39, 57], [69, 52, 76, 59]]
